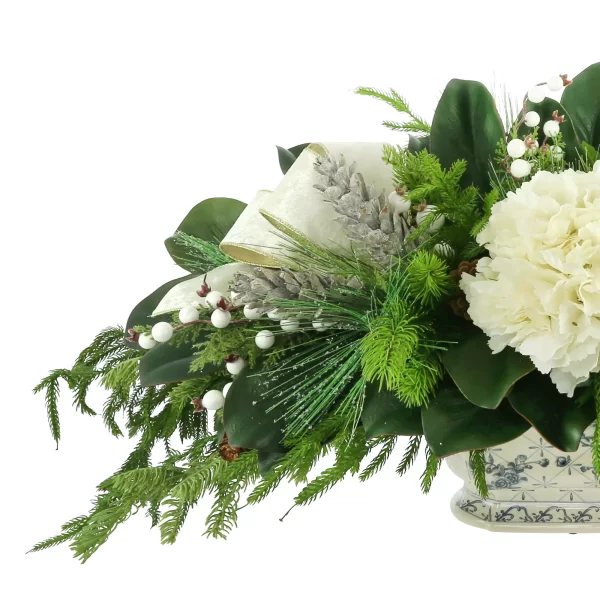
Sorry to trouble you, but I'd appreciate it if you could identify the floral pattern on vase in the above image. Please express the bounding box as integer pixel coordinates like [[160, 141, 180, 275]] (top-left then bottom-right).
[[446, 424, 600, 530]]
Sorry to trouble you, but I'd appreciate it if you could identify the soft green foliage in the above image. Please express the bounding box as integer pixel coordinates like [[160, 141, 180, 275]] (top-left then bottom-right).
[[361, 264, 446, 406], [588, 375, 600, 479], [355, 87, 431, 134], [396, 435, 422, 476], [421, 445, 441, 494], [33, 327, 140, 446], [469, 449, 489, 499], [359, 436, 397, 482], [171, 231, 233, 273], [295, 427, 370, 505], [406, 251, 453, 308], [191, 324, 270, 371], [383, 147, 484, 258]]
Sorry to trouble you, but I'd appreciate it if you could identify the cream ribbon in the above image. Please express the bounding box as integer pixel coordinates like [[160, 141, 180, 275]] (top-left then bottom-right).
[[219, 142, 393, 266], [152, 143, 392, 314]]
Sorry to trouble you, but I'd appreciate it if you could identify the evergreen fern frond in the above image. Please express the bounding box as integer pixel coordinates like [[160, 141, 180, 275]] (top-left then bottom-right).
[[160, 498, 191, 545], [203, 451, 259, 539], [355, 87, 430, 133], [420, 445, 441, 494], [359, 436, 397, 481], [396, 435, 422, 477], [469, 449, 489, 499], [295, 429, 368, 505]]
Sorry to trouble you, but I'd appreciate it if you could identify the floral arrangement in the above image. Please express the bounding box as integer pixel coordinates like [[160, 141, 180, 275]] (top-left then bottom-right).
[[33, 63, 600, 560]]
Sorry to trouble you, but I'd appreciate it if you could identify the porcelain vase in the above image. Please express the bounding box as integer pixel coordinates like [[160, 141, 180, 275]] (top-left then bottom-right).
[[446, 424, 600, 532]]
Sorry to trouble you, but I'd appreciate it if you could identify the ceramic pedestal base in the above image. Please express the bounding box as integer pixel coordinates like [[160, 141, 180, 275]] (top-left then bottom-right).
[[445, 424, 600, 532]]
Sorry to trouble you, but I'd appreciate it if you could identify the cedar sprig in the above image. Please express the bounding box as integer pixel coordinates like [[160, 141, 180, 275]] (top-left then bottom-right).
[[355, 87, 431, 134], [469, 449, 490, 499]]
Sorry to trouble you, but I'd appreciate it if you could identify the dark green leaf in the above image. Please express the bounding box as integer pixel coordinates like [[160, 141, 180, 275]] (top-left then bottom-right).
[[124, 275, 195, 349], [139, 338, 217, 387], [561, 63, 600, 156], [164, 198, 246, 272], [516, 97, 577, 162], [430, 79, 504, 191], [443, 330, 534, 409], [422, 386, 529, 458], [223, 366, 285, 453], [276, 143, 310, 175], [509, 372, 595, 452], [257, 450, 287, 476], [407, 135, 430, 154], [361, 384, 423, 438]]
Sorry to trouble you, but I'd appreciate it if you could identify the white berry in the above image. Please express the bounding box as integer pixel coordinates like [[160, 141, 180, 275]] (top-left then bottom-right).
[[543, 120, 560, 137], [179, 305, 199, 324], [547, 75, 564, 91], [151, 322, 173, 343], [223, 382, 233, 398], [524, 111, 541, 127], [226, 357, 246, 375], [312, 320, 331, 331], [527, 86, 546, 103], [433, 242, 454, 259], [243, 305, 264, 320], [205, 290, 225, 309], [281, 318, 300, 332], [507, 138, 526, 158], [387, 191, 411, 214], [593, 161, 600, 173], [551, 145, 564, 156], [202, 389, 225, 410], [139, 333, 157, 350], [416, 205, 445, 233], [267, 309, 283, 321], [510, 159, 531, 178], [255, 330, 275, 349], [211, 308, 232, 329]]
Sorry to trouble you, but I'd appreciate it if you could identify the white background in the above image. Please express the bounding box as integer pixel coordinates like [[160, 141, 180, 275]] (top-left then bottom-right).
[[1, 1, 598, 598]]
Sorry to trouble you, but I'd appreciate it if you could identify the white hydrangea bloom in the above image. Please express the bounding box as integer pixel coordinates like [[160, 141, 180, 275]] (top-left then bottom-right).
[[461, 167, 600, 396]]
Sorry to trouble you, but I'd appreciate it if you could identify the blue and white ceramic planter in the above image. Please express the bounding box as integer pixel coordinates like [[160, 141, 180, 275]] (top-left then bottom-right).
[[446, 424, 600, 532]]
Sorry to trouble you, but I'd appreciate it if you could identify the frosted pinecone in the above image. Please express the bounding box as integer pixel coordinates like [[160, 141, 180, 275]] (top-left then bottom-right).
[[314, 153, 417, 265], [232, 267, 358, 309]]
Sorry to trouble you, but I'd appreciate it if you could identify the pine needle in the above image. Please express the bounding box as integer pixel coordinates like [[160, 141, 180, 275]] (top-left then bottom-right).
[[396, 435, 422, 477], [469, 449, 489, 499]]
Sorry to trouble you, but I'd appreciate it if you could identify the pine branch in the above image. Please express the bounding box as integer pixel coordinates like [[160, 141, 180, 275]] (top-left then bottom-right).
[[359, 436, 397, 481], [295, 429, 369, 505], [420, 445, 441, 494], [469, 449, 489, 499], [203, 451, 259, 539], [171, 231, 233, 273], [160, 498, 191, 545], [355, 87, 430, 133], [396, 435, 422, 477]]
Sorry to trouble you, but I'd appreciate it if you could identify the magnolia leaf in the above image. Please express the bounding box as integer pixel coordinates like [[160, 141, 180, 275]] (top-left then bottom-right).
[[509, 372, 596, 452], [443, 330, 534, 409], [139, 338, 217, 387], [223, 365, 285, 453], [562, 63, 600, 155], [422, 387, 529, 458], [124, 274, 196, 348], [164, 198, 246, 272], [361, 384, 423, 438], [430, 79, 504, 191], [276, 143, 310, 175], [257, 450, 287, 476], [407, 135, 430, 154]]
